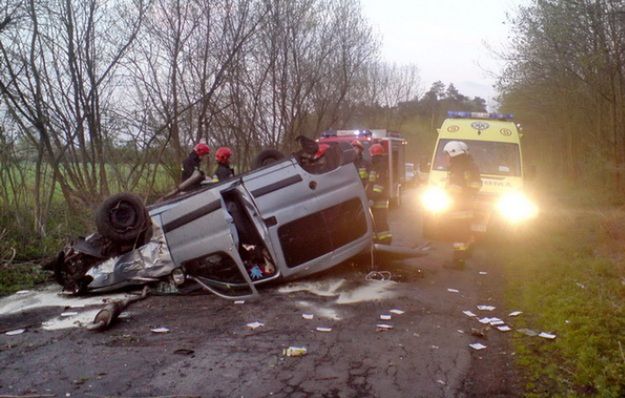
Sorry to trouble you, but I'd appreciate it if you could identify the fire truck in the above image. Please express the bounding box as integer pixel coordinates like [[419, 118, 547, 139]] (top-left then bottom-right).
[[318, 129, 407, 207]]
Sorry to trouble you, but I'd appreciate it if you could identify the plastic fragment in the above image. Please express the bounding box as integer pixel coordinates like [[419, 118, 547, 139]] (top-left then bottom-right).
[[246, 321, 264, 330], [380, 314, 392, 320], [508, 311, 522, 317], [447, 288, 460, 293], [5, 329, 25, 336], [469, 343, 487, 350], [477, 305, 495, 311], [316, 327, 332, 332], [390, 309, 405, 315], [283, 346, 307, 357], [376, 324, 393, 331], [463, 310, 477, 317], [539, 332, 556, 340], [478, 271, 488, 275], [150, 327, 170, 333], [497, 325, 512, 332], [302, 313, 314, 320]]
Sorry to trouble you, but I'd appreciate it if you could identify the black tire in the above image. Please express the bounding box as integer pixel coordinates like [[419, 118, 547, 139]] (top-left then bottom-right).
[[252, 148, 285, 169], [95, 192, 150, 243]]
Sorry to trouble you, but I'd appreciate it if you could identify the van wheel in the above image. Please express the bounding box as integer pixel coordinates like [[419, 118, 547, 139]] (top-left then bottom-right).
[[252, 149, 285, 169], [95, 192, 151, 243]]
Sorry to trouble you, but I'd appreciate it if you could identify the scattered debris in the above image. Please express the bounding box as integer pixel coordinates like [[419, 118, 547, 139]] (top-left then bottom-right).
[[517, 328, 538, 337], [463, 310, 477, 317], [447, 288, 460, 293], [365, 271, 392, 281], [489, 318, 505, 326], [376, 324, 393, 331], [457, 329, 465, 334], [5, 328, 25, 336], [61, 311, 79, 317], [478, 271, 488, 275], [380, 314, 392, 320], [471, 327, 488, 338], [436, 379, 446, 385], [150, 327, 170, 333], [497, 325, 512, 332], [576, 282, 586, 289], [508, 311, 523, 317], [15, 290, 30, 295], [478, 317, 493, 324], [538, 332, 556, 340], [431, 345, 439, 350], [234, 300, 245, 305], [302, 313, 314, 320], [87, 286, 149, 332], [477, 305, 495, 311], [469, 343, 487, 350], [173, 348, 195, 356], [283, 346, 307, 357], [246, 321, 264, 330], [390, 309, 405, 315], [316, 327, 332, 333]]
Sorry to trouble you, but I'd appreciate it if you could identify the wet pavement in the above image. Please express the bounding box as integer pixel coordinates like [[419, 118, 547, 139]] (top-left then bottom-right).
[[0, 188, 522, 397]]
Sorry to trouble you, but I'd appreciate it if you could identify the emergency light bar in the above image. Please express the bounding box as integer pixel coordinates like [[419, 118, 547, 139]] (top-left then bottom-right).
[[447, 111, 514, 120]]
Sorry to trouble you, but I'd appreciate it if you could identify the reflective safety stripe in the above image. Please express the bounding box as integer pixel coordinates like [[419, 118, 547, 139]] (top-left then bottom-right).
[[372, 200, 389, 209], [376, 231, 393, 240], [373, 184, 384, 193], [358, 168, 369, 179]]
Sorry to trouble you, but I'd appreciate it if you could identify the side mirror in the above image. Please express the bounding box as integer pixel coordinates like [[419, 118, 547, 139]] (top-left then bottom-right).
[[525, 164, 537, 181]]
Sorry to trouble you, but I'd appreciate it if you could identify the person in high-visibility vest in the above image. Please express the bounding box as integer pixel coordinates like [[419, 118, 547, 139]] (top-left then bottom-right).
[[367, 143, 392, 244], [351, 140, 371, 187]]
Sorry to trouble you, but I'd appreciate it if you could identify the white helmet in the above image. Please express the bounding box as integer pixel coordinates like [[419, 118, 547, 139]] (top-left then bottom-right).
[[443, 141, 467, 158]]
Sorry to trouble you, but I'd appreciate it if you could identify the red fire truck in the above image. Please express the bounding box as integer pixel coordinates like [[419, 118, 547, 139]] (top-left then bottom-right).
[[318, 129, 407, 207]]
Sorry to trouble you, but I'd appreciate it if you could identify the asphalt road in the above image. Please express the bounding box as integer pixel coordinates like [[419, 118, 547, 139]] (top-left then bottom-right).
[[0, 188, 521, 397]]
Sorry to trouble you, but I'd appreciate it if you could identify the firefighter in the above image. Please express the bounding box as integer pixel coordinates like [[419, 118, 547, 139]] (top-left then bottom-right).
[[352, 140, 371, 187], [212, 146, 235, 182], [181, 142, 210, 183], [368, 143, 392, 244]]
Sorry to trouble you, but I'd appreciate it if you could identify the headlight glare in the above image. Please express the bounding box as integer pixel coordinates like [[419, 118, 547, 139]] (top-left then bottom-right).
[[496, 192, 538, 223], [421, 186, 452, 213]]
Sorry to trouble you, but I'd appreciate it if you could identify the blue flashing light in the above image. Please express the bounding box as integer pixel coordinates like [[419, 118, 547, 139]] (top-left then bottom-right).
[[447, 111, 513, 120]]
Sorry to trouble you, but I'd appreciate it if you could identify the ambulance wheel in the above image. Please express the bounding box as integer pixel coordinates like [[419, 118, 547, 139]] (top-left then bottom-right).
[[95, 192, 151, 244]]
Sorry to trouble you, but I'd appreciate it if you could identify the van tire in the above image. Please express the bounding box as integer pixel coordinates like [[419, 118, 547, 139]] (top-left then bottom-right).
[[253, 149, 285, 169], [95, 192, 151, 243]]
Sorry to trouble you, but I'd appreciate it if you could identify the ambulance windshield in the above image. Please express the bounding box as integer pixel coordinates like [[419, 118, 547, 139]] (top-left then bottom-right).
[[433, 139, 522, 176]]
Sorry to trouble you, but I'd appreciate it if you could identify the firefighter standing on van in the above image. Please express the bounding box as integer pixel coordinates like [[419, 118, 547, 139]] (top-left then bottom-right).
[[368, 143, 392, 244], [181, 142, 211, 183], [212, 146, 235, 182], [443, 140, 482, 264], [351, 140, 371, 187]]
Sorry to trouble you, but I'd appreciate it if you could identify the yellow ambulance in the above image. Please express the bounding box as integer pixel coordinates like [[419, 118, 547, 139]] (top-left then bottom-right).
[[420, 111, 537, 237]]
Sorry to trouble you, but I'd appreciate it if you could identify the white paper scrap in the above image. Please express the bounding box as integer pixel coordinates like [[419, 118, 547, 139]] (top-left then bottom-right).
[[15, 290, 30, 295], [447, 288, 460, 293], [478, 317, 492, 324], [380, 314, 392, 320], [61, 312, 78, 317], [302, 313, 314, 320], [477, 305, 495, 311], [539, 332, 556, 340], [478, 272, 488, 275], [376, 324, 393, 331], [463, 310, 477, 317], [469, 343, 487, 350], [390, 309, 405, 315], [5, 329, 25, 336], [246, 321, 264, 330], [489, 319, 505, 326], [497, 325, 512, 332], [234, 300, 245, 305], [316, 327, 332, 332], [150, 327, 170, 333], [508, 311, 523, 317]]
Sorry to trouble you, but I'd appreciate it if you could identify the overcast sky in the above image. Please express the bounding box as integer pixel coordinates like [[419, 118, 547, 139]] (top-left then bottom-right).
[[360, 0, 527, 109]]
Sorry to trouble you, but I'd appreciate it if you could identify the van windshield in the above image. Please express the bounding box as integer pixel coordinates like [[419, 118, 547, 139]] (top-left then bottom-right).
[[433, 139, 521, 177]]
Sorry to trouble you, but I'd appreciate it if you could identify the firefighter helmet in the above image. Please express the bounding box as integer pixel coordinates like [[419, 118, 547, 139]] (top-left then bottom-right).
[[369, 143, 385, 157], [443, 141, 467, 158], [215, 146, 233, 163], [194, 143, 211, 157]]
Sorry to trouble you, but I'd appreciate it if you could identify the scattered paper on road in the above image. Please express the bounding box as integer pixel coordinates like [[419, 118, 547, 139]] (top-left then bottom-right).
[[246, 321, 264, 330], [150, 327, 170, 333], [376, 324, 393, 331], [478, 272, 488, 275], [447, 288, 460, 293], [469, 343, 487, 350], [5, 328, 25, 336], [234, 300, 245, 305], [436, 379, 446, 385], [302, 313, 314, 320], [478, 317, 493, 324], [497, 325, 512, 332], [463, 310, 477, 317], [517, 328, 538, 337], [489, 318, 505, 326], [316, 327, 332, 332], [539, 332, 556, 340], [61, 311, 78, 317], [283, 346, 307, 357], [508, 311, 522, 317], [380, 314, 392, 320], [390, 309, 404, 315], [477, 305, 495, 311]]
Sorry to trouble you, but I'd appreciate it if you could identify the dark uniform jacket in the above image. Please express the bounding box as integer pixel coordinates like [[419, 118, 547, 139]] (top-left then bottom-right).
[[448, 154, 482, 194], [354, 155, 371, 187], [213, 163, 235, 182], [181, 151, 202, 182], [367, 156, 389, 208]]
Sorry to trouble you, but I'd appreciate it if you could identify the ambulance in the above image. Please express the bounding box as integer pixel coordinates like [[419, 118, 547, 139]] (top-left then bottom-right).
[[420, 111, 537, 237]]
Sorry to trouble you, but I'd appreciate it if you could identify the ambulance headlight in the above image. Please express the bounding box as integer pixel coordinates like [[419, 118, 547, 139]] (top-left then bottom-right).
[[421, 186, 452, 213], [496, 192, 538, 223]]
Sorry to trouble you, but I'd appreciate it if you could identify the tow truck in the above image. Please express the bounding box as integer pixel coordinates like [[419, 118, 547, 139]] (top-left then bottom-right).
[[420, 111, 538, 239], [318, 129, 407, 207]]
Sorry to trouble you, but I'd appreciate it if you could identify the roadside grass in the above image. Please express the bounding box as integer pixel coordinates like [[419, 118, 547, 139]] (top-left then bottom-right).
[[492, 197, 625, 397]]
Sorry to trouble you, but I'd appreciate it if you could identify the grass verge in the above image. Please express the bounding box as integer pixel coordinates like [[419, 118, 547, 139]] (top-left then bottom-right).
[[492, 205, 625, 397]]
